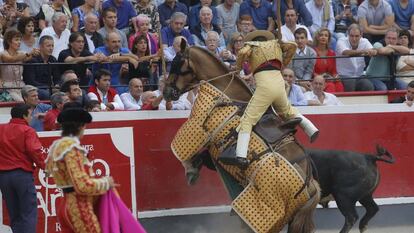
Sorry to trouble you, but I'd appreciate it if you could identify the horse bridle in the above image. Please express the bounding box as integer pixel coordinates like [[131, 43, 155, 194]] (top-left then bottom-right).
[[169, 50, 240, 98], [168, 52, 198, 97]]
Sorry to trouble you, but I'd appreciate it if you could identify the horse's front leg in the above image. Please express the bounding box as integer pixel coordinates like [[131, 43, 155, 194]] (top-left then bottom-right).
[[181, 160, 200, 185]]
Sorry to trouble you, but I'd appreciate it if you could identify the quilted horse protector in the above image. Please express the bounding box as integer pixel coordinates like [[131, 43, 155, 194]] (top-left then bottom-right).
[[171, 83, 318, 233]]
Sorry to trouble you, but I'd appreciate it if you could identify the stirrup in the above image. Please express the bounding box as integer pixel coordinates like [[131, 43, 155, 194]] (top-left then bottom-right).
[[218, 154, 250, 169], [279, 117, 302, 129]]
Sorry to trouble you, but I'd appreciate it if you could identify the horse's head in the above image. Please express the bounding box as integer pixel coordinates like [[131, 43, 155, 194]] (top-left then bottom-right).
[[164, 39, 198, 101]]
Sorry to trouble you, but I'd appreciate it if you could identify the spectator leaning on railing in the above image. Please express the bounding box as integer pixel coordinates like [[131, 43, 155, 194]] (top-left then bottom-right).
[[93, 31, 139, 94], [23, 35, 61, 100], [58, 32, 105, 87], [1, 29, 40, 102], [365, 28, 408, 90], [335, 24, 376, 91]]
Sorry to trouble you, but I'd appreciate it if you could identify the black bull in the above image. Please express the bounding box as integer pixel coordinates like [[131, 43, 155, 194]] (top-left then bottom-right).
[[193, 145, 394, 233]]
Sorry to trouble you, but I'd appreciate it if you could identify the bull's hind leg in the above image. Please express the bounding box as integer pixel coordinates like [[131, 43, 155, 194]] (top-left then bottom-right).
[[358, 195, 379, 233], [334, 194, 359, 233]]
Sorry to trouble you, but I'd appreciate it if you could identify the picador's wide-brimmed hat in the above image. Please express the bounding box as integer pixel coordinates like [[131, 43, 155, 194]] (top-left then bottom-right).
[[57, 102, 92, 124], [244, 30, 275, 42]]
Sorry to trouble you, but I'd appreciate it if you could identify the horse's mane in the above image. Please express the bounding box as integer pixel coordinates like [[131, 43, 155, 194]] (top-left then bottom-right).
[[188, 46, 253, 101], [189, 46, 231, 72]]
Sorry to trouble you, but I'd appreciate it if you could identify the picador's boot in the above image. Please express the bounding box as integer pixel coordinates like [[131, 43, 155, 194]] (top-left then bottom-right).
[[297, 114, 319, 143], [219, 132, 250, 169]]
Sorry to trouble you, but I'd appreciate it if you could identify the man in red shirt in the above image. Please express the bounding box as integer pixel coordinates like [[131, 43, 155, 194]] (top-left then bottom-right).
[[44, 92, 69, 131], [0, 104, 46, 233]]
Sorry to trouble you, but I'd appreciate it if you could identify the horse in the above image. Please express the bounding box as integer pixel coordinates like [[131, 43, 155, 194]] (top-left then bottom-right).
[[164, 42, 320, 233]]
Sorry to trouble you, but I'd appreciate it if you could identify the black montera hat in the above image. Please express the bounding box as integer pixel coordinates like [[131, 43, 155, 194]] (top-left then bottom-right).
[[57, 102, 92, 124]]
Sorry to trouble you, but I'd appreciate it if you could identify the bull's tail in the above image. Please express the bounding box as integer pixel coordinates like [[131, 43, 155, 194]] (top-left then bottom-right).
[[374, 144, 395, 164], [288, 179, 321, 233]]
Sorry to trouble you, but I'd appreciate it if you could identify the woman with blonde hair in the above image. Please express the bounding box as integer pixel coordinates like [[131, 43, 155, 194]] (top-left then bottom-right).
[[313, 28, 344, 92]]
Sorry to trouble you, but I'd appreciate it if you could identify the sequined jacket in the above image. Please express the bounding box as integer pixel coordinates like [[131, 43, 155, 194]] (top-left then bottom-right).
[[46, 137, 110, 195], [236, 40, 297, 73]]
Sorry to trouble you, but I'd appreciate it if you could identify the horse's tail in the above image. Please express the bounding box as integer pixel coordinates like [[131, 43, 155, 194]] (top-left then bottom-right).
[[288, 179, 321, 233]]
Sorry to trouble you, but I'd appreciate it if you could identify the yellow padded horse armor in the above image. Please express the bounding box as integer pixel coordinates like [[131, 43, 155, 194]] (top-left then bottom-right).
[[171, 83, 311, 233]]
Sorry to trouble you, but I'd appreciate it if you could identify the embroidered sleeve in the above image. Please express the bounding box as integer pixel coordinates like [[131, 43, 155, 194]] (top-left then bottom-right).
[[64, 148, 110, 195], [280, 41, 297, 66], [236, 44, 252, 71]]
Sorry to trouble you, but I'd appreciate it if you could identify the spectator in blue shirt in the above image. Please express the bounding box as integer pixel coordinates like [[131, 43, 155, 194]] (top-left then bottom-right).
[[21, 85, 52, 131], [282, 68, 313, 106], [188, 0, 218, 30], [93, 31, 139, 94], [102, 0, 137, 33], [161, 12, 194, 48], [239, 0, 274, 31], [272, 0, 313, 27], [158, 0, 189, 28], [388, 0, 414, 31]]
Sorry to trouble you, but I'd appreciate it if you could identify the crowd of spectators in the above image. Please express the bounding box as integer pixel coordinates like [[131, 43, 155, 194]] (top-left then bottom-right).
[[0, 0, 412, 131]]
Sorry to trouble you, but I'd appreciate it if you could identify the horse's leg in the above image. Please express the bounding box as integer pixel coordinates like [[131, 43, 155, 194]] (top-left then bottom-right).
[[288, 179, 321, 233], [334, 194, 359, 233], [358, 195, 379, 233]]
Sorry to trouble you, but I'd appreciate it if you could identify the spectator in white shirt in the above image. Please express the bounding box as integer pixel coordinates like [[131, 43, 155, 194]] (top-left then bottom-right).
[[281, 8, 312, 44], [304, 74, 343, 105], [335, 24, 376, 91], [39, 12, 70, 58], [120, 78, 143, 110], [87, 69, 124, 111]]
